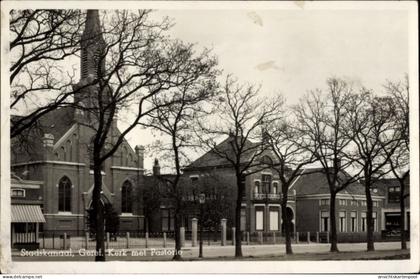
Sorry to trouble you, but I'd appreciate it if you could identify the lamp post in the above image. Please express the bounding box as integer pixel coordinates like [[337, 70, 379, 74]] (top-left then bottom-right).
[[198, 193, 205, 258]]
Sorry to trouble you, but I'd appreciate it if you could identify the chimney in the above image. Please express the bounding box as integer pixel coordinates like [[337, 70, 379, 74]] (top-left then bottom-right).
[[42, 133, 54, 160], [153, 158, 161, 176], [135, 145, 144, 169]]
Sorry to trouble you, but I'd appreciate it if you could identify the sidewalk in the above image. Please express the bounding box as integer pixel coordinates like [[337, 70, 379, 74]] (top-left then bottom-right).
[[12, 241, 409, 261]]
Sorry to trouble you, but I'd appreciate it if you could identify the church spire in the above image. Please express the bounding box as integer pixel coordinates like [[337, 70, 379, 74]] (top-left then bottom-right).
[[80, 10, 106, 80]]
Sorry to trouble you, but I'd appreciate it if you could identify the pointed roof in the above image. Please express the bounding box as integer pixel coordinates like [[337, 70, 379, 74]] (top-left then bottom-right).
[[185, 136, 259, 170], [292, 168, 384, 197], [82, 10, 102, 38], [80, 9, 106, 80]]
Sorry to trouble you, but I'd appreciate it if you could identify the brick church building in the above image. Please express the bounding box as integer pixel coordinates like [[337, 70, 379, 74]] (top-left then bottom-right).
[[11, 10, 145, 236]]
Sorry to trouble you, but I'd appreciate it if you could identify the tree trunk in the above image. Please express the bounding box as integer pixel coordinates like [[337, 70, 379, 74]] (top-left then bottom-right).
[[365, 177, 375, 251], [399, 178, 407, 250], [234, 173, 243, 258], [329, 192, 338, 252], [173, 208, 182, 260], [281, 195, 292, 254], [93, 162, 105, 261]]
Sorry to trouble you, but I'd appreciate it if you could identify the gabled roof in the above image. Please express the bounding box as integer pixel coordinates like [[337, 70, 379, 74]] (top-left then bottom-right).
[[185, 136, 260, 170], [373, 177, 410, 194], [293, 168, 382, 197], [12, 107, 75, 145]]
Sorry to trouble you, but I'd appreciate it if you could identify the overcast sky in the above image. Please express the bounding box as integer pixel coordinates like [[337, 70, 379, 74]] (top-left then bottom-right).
[[122, 8, 409, 172]]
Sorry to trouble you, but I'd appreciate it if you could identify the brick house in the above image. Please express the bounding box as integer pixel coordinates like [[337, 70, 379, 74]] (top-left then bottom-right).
[[10, 173, 45, 249], [181, 136, 297, 234], [293, 168, 386, 241], [373, 177, 410, 235], [144, 159, 235, 234], [10, 10, 145, 236]]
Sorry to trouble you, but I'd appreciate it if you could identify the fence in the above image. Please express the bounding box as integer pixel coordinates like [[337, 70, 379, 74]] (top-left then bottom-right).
[[35, 229, 397, 250]]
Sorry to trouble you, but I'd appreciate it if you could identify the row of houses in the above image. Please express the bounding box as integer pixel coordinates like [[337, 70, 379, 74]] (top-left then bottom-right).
[[9, 10, 410, 248], [10, 128, 410, 247]]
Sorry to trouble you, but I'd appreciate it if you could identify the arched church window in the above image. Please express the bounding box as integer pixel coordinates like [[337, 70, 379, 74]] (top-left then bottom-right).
[[121, 180, 133, 213], [61, 146, 66, 161], [128, 153, 132, 166], [58, 176, 72, 212], [67, 140, 72, 162]]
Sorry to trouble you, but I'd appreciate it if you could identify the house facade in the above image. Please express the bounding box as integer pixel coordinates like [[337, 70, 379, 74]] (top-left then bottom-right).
[[293, 169, 386, 241], [374, 177, 410, 235], [180, 136, 296, 234]]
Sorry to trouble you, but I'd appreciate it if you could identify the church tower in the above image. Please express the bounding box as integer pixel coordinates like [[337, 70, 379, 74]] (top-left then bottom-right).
[[80, 10, 106, 80], [73, 10, 111, 122]]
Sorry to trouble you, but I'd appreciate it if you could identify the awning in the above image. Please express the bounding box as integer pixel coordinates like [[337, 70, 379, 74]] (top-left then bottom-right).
[[11, 205, 46, 223]]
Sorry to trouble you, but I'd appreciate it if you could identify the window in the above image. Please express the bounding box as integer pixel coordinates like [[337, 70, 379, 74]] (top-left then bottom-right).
[[350, 200, 358, 206], [373, 212, 377, 232], [128, 154, 132, 165], [240, 208, 247, 231], [361, 212, 367, 232], [161, 208, 175, 231], [269, 208, 279, 231], [262, 175, 272, 194], [360, 200, 367, 207], [272, 182, 278, 194], [388, 186, 400, 203], [372, 201, 379, 207], [350, 212, 357, 232], [190, 176, 199, 183], [339, 199, 347, 206], [121, 181, 133, 213], [11, 189, 25, 197], [321, 211, 329, 232], [320, 199, 330, 206], [58, 176, 72, 212], [339, 211, 346, 232], [255, 207, 264, 231], [240, 175, 246, 197], [254, 181, 261, 194]]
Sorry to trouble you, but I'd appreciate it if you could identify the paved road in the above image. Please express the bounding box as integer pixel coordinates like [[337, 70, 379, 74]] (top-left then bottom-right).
[[13, 241, 409, 261]]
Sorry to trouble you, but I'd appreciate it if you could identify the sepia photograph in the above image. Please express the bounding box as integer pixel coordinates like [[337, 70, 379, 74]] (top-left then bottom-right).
[[0, 0, 418, 274]]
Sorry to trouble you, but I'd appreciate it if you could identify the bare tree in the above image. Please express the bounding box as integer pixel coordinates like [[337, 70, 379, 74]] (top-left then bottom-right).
[[10, 10, 85, 138], [264, 112, 316, 254], [294, 78, 361, 252], [195, 75, 281, 257], [381, 76, 410, 250], [64, 10, 218, 261], [140, 61, 219, 260], [343, 89, 401, 251]]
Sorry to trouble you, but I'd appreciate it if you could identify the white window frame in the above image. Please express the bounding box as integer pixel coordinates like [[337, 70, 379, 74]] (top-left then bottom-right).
[[320, 211, 330, 232], [269, 208, 279, 231], [11, 188, 26, 198], [372, 212, 377, 232], [350, 211, 357, 232], [361, 212, 367, 232], [339, 211, 346, 232], [255, 207, 264, 231]]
